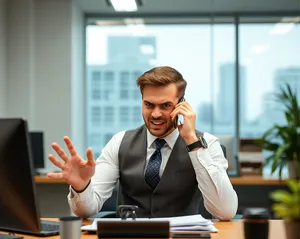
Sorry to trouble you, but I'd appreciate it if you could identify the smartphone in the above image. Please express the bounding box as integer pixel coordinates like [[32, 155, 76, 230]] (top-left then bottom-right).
[[174, 97, 186, 128], [172, 233, 211, 238]]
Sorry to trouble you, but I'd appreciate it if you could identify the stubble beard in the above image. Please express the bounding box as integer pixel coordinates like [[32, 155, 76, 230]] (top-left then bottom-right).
[[143, 116, 175, 138]]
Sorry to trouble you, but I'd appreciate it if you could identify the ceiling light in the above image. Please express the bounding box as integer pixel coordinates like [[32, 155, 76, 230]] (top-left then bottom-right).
[[270, 23, 295, 35], [110, 0, 138, 12]]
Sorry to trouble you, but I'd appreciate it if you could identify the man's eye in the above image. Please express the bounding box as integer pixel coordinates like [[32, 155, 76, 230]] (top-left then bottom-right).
[[161, 103, 171, 109], [145, 102, 154, 108]]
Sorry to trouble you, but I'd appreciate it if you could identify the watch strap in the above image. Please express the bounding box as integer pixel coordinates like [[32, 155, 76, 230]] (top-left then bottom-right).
[[186, 140, 202, 152]]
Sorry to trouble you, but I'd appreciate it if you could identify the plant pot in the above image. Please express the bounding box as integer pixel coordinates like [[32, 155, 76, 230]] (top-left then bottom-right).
[[284, 220, 300, 239], [288, 160, 300, 180]]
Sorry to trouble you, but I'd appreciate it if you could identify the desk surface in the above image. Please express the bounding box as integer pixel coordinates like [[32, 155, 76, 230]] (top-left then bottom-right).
[[35, 175, 287, 185], [0, 220, 286, 239]]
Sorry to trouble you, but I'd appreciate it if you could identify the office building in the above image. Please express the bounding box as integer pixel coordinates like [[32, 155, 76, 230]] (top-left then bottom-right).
[[216, 63, 247, 124], [87, 36, 157, 156]]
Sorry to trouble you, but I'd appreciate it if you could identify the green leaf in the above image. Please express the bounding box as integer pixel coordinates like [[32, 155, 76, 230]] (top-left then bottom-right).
[[270, 190, 293, 204], [271, 143, 290, 173], [287, 179, 300, 194], [272, 204, 293, 220]]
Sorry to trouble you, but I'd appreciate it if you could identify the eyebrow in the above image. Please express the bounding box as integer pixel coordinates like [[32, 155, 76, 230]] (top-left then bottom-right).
[[143, 100, 174, 106]]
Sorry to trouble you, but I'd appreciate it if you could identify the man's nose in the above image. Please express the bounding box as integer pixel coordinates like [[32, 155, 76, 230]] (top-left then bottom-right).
[[151, 107, 162, 118]]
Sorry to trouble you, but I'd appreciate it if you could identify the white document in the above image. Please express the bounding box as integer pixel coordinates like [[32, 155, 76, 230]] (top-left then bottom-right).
[[81, 214, 218, 232]]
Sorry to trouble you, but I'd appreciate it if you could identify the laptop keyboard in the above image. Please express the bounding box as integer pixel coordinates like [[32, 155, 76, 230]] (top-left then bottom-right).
[[40, 221, 60, 232]]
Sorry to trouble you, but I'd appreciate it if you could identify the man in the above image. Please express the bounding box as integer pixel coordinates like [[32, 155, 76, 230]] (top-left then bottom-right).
[[48, 66, 238, 220]]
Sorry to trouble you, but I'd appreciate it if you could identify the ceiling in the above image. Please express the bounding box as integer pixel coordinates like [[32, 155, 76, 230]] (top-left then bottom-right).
[[76, 0, 300, 15]]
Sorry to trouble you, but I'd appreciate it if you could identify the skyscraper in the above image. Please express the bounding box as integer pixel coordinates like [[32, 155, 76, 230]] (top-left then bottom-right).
[[87, 36, 157, 156], [270, 67, 300, 124], [216, 63, 247, 125], [274, 67, 300, 99]]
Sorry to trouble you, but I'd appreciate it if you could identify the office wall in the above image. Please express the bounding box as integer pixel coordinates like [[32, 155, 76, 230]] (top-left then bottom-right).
[[0, 0, 7, 116], [71, 0, 85, 158], [6, 0, 84, 169]]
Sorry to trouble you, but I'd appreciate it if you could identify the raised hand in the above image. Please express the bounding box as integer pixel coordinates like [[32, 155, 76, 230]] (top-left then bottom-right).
[[47, 136, 96, 191]]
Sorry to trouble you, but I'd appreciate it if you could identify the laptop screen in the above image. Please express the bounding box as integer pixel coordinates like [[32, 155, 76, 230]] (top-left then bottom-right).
[[0, 118, 41, 233]]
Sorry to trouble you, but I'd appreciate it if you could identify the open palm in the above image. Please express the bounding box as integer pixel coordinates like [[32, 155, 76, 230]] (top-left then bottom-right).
[[48, 136, 96, 191]]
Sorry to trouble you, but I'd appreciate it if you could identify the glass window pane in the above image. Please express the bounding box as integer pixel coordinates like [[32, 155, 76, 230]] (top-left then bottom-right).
[[85, 17, 237, 175], [240, 18, 300, 139], [239, 17, 300, 178]]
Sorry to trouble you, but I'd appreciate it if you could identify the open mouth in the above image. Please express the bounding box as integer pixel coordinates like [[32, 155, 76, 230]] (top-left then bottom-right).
[[151, 121, 165, 126]]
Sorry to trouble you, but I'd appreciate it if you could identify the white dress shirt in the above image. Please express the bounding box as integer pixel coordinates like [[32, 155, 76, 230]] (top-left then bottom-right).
[[68, 129, 238, 220]]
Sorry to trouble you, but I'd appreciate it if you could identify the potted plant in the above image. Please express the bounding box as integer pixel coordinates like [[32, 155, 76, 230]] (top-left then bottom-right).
[[270, 179, 300, 239], [260, 84, 300, 180]]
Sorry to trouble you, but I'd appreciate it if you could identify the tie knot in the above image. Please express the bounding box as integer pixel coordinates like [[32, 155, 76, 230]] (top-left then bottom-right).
[[155, 138, 166, 150]]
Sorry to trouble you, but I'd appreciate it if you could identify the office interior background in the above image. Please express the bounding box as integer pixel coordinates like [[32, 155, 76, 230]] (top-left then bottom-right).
[[0, 0, 299, 177]]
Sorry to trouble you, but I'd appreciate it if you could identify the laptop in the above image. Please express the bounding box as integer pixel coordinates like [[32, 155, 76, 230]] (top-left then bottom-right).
[[0, 118, 60, 237]]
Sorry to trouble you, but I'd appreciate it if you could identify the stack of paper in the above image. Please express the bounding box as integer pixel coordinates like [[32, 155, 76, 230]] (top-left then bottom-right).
[[153, 214, 218, 232], [81, 214, 218, 233]]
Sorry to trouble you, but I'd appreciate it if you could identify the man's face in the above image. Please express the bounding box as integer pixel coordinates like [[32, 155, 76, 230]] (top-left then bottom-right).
[[142, 84, 178, 138]]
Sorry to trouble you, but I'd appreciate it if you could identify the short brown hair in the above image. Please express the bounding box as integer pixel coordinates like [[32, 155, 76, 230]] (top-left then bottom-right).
[[136, 66, 187, 98]]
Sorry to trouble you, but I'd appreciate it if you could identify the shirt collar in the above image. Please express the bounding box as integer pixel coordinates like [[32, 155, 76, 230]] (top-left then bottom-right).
[[147, 128, 179, 149]]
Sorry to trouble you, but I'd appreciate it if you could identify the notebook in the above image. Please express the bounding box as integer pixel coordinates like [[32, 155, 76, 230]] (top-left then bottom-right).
[[0, 118, 60, 237]]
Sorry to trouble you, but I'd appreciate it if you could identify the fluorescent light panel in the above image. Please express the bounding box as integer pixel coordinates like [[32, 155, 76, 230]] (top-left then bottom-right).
[[110, 0, 138, 12], [270, 23, 295, 35]]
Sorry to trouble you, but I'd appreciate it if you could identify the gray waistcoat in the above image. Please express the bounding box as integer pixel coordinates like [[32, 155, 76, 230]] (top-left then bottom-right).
[[118, 125, 203, 218]]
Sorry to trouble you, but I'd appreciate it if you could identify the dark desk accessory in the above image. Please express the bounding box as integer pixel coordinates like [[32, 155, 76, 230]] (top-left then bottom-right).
[[0, 234, 23, 239], [117, 205, 139, 220], [243, 207, 270, 239], [97, 220, 170, 238]]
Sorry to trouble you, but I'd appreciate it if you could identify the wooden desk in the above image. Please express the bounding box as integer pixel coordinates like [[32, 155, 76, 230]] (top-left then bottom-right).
[[35, 175, 287, 186], [0, 220, 286, 239]]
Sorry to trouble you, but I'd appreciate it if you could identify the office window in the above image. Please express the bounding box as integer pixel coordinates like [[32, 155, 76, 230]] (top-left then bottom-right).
[[86, 17, 238, 175], [104, 106, 114, 124], [239, 18, 300, 139], [132, 89, 140, 99], [120, 89, 129, 100], [91, 71, 101, 100], [133, 106, 142, 124], [91, 106, 101, 126], [120, 71, 130, 87], [120, 106, 130, 124]]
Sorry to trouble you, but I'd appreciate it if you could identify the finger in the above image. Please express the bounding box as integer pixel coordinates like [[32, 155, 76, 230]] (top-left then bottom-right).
[[52, 143, 69, 162], [86, 148, 95, 166], [47, 172, 64, 179], [183, 101, 193, 111], [48, 154, 64, 169], [170, 107, 189, 120], [64, 136, 78, 157], [176, 101, 192, 112]]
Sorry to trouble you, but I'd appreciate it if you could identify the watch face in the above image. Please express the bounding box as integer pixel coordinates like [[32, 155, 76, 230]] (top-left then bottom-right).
[[200, 137, 208, 148]]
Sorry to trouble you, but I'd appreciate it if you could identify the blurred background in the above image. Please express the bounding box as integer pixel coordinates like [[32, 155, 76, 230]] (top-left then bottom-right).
[[0, 0, 299, 177]]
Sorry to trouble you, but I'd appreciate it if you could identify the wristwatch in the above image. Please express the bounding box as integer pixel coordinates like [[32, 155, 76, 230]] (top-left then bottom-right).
[[186, 136, 208, 152]]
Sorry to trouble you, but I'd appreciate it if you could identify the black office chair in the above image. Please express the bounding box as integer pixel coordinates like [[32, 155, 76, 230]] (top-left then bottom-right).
[[91, 144, 242, 220]]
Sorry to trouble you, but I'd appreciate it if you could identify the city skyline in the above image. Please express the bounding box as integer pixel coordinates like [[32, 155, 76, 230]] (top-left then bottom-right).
[[86, 34, 300, 153], [86, 23, 300, 121]]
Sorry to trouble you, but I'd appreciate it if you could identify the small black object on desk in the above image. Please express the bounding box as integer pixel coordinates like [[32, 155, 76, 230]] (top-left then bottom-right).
[[117, 205, 139, 220], [243, 207, 270, 239], [97, 205, 170, 238]]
